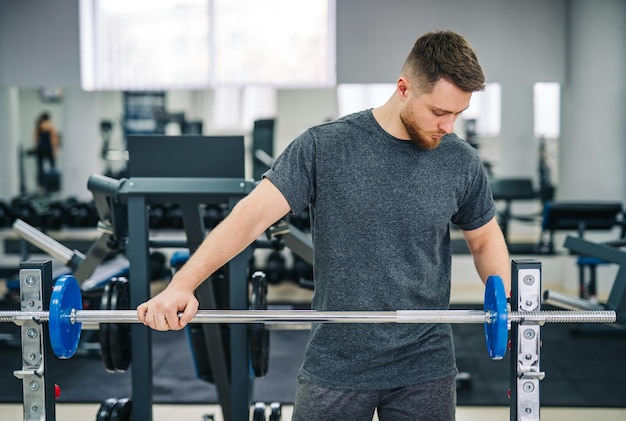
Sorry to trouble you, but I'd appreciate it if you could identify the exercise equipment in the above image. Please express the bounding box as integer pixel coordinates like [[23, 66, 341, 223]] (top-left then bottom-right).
[[96, 398, 118, 421], [173, 258, 270, 381], [252, 402, 266, 421], [99, 279, 115, 371], [538, 201, 622, 254], [48, 274, 82, 359], [185, 270, 232, 384], [9, 259, 622, 421], [41, 199, 70, 230], [489, 177, 539, 253], [538, 201, 624, 303], [265, 249, 286, 285], [107, 134, 257, 421], [99, 278, 132, 372], [269, 402, 282, 421], [544, 235, 626, 338], [249, 401, 283, 421], [249, 272, 270, 377], [96, 397, 132, 421], [203, 204, 226, 229], [537, 136, 555, 204], [252, 118, 275, 181], [2, 273, 616, 363], [12, 218, 129, 287], [0, 200, 13, 227]]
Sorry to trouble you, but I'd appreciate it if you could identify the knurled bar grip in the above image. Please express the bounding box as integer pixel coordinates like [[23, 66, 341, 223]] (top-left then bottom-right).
[[0, 309, 616, 325]]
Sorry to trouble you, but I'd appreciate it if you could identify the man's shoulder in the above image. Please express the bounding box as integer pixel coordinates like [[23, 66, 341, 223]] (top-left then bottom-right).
[[441, 133, 479, 154], [308, 109, 375, 139]]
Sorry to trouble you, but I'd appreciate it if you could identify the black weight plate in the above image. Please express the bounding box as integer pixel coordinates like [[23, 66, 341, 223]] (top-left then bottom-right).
[[266, 251, 285, 284], [96, 397, 118, 421], [109, 397, 132, 421], [249, 273, 270, 377], [252, 402, 266, 421], [109, 278, 132, 372], [269, 402, 282, 421], [99, 281, 115, 372], [185, 271, 231, 384]]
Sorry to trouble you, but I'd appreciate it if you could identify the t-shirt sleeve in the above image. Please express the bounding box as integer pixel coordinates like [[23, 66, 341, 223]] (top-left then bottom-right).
[[451, 157, 496, 230], [262, 129, 316, 215]]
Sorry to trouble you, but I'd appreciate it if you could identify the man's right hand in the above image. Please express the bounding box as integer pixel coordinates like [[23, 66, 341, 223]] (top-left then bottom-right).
[[136, 283, 199, 331]]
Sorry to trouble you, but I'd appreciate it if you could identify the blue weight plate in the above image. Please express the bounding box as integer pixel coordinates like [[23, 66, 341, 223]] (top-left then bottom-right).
[[49, 275, 83, 359], [483, 275, 508, 360]]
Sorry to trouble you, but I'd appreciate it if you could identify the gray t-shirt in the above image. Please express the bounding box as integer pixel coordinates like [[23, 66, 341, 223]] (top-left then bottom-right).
[[264, 109, 495, 389]]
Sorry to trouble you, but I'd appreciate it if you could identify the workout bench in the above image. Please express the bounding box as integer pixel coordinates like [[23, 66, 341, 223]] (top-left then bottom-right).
[[538, 201, 624, 300]]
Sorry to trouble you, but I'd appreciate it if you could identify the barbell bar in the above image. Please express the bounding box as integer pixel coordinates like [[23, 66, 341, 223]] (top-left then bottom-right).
[[1, 274, 616, 361], [3, 309, 615, 326]]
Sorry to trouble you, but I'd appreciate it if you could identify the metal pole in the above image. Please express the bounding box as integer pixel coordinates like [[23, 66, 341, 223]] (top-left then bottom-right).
[[12, 219, 79, 264], [0, 309, 617, 325]]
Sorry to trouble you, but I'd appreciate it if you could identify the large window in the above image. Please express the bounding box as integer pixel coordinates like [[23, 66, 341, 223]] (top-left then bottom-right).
[[337, 84, 395, 117], [463, 83, 501, 137], [80, 0, 335, 90], [337, 83, 502, 137], [533, 82, 560, 139]]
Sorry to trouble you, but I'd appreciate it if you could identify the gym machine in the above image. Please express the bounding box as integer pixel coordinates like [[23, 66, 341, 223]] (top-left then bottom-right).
[[544, 235, 626, 336], [537, 201, 622, 255], [8, 133, 314, 420], [490, 178, 539, 253], [90, 134, 258, 421]]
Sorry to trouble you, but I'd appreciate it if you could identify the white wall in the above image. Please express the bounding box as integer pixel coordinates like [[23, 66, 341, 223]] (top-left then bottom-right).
[[336, 0, 567, 84], [559, 0, 626, 201], [275, 89, 339, 155], [58, 88, 103, 199], [0, 0, 80, 87]]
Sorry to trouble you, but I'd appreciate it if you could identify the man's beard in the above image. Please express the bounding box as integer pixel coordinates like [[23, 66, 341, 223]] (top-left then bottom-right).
[[399, 107, 443, 150]]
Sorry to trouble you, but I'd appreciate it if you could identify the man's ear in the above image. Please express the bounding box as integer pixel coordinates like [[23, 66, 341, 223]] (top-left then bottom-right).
[[397, 77, 411, 99]]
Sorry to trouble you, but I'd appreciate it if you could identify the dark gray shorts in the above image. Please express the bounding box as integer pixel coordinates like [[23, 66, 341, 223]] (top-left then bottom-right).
[[292, 373, 457, 421]]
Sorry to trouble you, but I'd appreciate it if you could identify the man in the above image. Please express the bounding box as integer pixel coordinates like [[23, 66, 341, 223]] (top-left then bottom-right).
[[138, 30, 510, 420]]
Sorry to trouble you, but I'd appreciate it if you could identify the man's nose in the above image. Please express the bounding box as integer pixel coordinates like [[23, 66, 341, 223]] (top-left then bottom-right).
[[438, 115, 456, 134]]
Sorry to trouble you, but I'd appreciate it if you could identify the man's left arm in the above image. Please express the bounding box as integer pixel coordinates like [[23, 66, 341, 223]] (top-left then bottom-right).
[[461, 216, 511, 295]]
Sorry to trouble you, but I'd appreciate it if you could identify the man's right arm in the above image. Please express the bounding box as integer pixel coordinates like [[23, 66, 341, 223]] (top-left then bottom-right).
[[137, 178, 291, 330]]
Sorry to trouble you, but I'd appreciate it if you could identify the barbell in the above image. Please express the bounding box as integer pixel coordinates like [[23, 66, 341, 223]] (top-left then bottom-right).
[[0, 274, 616, 361]]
